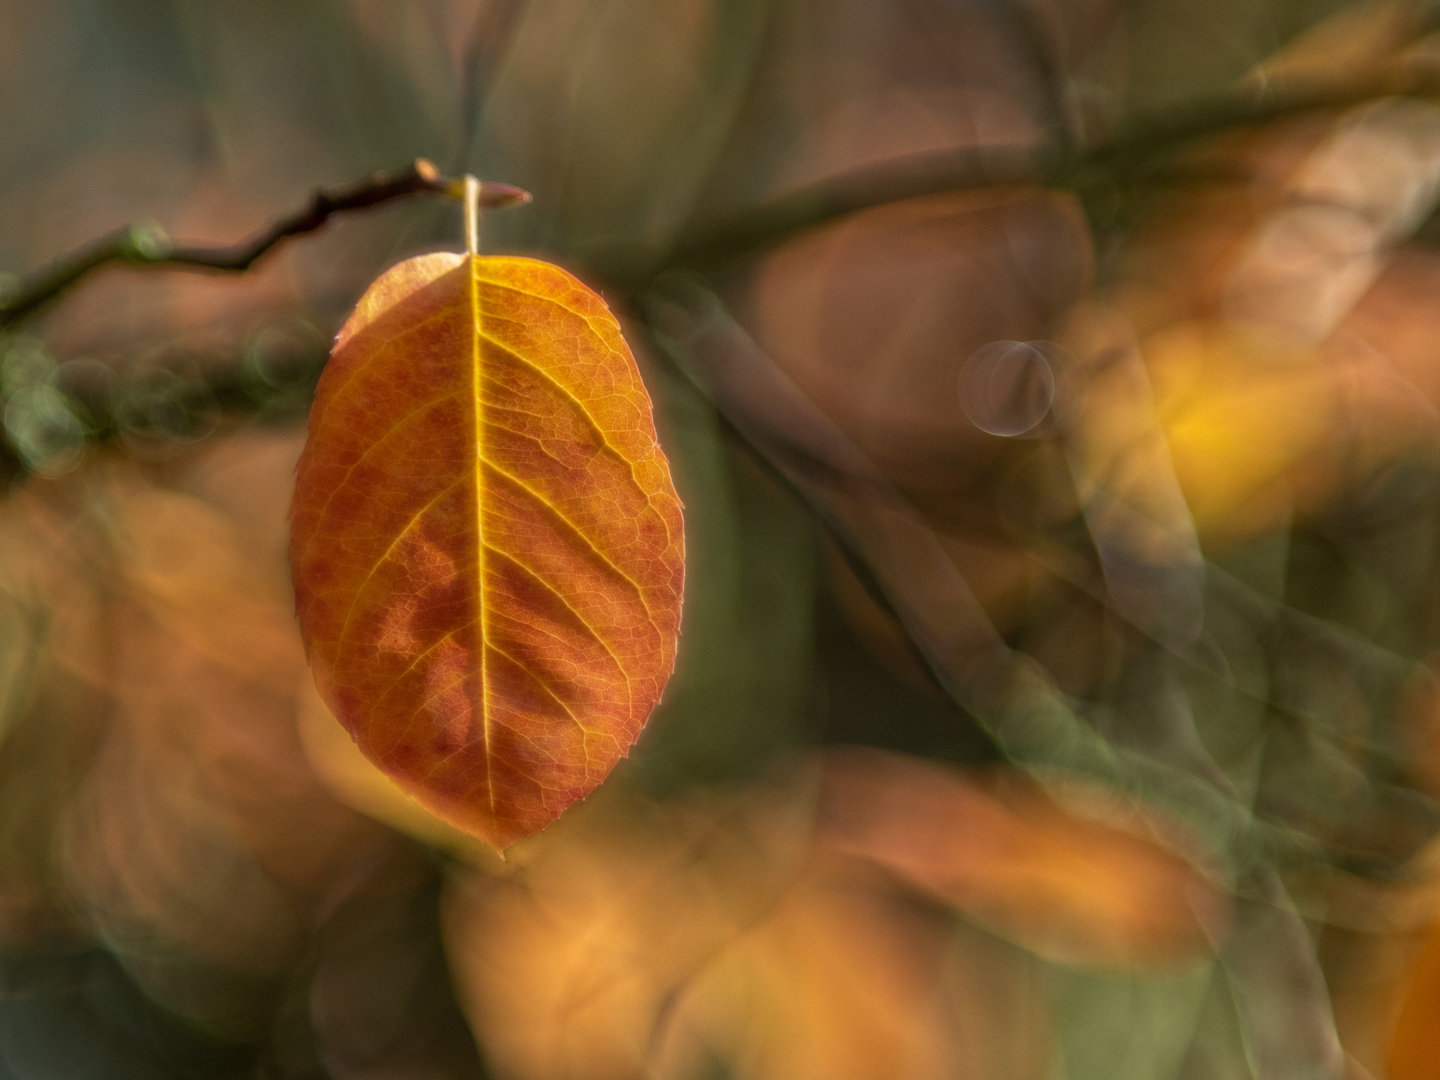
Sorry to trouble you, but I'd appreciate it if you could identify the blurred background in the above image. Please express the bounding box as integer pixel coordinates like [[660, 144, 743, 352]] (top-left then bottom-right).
[[4, 0, 1440, 1077]]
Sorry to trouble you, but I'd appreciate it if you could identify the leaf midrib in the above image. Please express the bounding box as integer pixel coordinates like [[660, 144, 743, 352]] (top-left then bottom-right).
[[471, 255, 496, 818]]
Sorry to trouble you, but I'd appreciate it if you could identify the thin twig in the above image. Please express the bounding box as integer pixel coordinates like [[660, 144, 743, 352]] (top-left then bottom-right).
[[0, 158, 530, 329]]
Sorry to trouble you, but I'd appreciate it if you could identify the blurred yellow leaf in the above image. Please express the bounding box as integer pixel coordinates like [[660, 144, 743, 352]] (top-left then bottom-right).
[[443, 783, 813, 1080], [1146, 321, 1336, 537]]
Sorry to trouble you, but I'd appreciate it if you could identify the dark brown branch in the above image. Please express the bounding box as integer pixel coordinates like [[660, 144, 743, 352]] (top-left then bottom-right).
[[0, 159, 530, 329]]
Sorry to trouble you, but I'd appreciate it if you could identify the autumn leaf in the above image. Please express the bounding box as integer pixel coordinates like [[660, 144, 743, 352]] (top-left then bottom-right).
[[290, 253, 684, 850]]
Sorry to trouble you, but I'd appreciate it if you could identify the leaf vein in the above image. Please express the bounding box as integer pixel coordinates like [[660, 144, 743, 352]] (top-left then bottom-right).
[[480, 457, 655, 624], [477, 330, 652, 504], [482, 542, 634, 712], [301, 389, 465, 570], [333, 473, 470, 655], [486, 642, 599, 781]]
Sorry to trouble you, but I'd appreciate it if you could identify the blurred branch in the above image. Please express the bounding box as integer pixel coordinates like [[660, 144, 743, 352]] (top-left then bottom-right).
[[643, 279, 1297, 875], [658, 72, 1440, 272], [661, 145, 1043, 271], [6, 75, 1429, 325], [2, 72, 1435, 486], [0, 159, 531, 328]]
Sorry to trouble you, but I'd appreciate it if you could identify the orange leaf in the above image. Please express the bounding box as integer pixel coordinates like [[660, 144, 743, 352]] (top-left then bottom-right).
[[818, 749, 1229, 970], [289, 253, 684, 850]]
